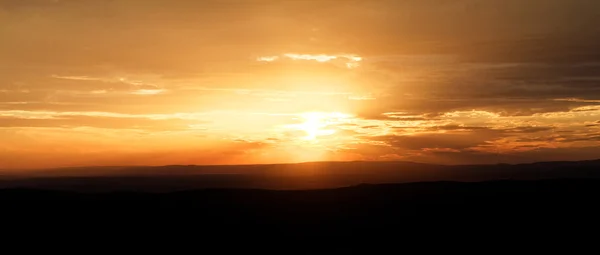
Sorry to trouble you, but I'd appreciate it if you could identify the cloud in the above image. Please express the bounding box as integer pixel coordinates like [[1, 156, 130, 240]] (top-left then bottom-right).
[[371, 129, 503, 151], [50, 75, 100, 81], [408, 145, 600, 165], [504, 126, 555, 134], [1, 0, 600, 167], [0, 110, 209, 121], [130, 89, 166, 95], [555, 98, 600, 103], [0, 115, 199, 130]]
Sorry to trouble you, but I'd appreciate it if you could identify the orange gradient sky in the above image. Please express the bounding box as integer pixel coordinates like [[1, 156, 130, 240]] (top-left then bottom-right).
[[1, 0, 600, 169]]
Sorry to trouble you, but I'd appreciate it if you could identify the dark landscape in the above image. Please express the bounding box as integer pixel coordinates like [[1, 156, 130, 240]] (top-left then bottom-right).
[[2, 160, 600, 253]]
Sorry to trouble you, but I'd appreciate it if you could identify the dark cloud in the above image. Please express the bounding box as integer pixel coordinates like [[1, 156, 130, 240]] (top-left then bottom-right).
[[352, 62, 600, 117], [504, 126, 555, 134], [426, 125, 490, 132], [371, 129, 502, 151], [405, 145, 600, 165], [2, 0, 598, 68], [563, 133, 600, 142]]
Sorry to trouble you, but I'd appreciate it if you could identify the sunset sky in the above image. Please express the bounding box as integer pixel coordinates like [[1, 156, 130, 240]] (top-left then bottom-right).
[[1, 0, 600, 169]]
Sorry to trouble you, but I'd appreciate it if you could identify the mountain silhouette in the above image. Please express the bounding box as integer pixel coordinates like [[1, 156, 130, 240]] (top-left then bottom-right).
[[1, 159, 600, 192]]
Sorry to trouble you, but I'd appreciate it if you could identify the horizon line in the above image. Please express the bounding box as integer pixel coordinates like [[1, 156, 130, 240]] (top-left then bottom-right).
[[3, 158, 600, 172]]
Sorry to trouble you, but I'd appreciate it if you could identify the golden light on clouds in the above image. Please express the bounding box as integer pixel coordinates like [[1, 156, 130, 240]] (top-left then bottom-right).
[[1, 0, 600, 169], [130, 89, 166, 95], [257, 53, 363, 69]]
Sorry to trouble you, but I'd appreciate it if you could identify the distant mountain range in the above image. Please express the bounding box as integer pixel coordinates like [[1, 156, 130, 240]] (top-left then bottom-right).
[[1, 159, 599, 192]]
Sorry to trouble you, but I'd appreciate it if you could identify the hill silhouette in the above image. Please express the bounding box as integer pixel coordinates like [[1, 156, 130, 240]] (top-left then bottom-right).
[[2, 160, 600, 252], [1, 159, 600, 192]]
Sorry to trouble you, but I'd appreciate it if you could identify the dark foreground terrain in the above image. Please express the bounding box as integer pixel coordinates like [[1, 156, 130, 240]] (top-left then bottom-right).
[[2, 179, 600, 253]]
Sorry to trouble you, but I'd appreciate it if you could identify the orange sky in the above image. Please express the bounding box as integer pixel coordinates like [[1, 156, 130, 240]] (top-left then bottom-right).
[[1, 0, 600, 169]]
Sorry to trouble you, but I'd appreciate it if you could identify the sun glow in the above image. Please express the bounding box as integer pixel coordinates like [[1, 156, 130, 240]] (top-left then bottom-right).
[[287, 112, 352, 141]]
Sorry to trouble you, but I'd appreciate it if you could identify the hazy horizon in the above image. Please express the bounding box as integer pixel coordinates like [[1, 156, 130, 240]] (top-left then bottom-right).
[[3, 158, 600, 173], [2, 0, 600, 169]]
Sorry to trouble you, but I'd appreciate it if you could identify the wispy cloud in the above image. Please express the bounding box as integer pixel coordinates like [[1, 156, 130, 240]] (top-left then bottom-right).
[[256, 56, 279, 62], [554, 98, 600, 103], [130, 89, 166, 95], [50, 75, 101, 81], [257, 53, 363, 69], [50, 74, 167, 95], [0, 110, 208, 120]]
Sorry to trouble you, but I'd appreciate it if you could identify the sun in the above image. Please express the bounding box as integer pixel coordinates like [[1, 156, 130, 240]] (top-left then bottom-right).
[[290, 112, 351, 141], [299, 113, 334, 140]]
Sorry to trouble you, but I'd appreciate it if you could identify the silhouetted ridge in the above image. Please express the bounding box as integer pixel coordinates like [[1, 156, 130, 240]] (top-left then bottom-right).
[[1, 159, 599, 192]]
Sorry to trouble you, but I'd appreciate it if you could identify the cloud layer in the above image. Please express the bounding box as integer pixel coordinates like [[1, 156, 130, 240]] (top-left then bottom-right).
[[1, 0, 599, 168]]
